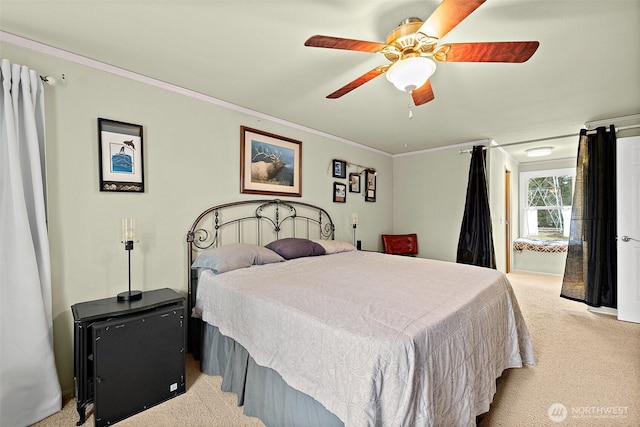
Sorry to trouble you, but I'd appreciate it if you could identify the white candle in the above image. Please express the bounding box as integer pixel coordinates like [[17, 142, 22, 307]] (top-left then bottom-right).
[[121, 218, 136, 242]]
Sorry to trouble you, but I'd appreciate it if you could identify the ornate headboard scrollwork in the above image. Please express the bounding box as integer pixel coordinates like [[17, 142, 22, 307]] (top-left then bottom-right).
[[185, 199, 335, 352], [187, 198, 334, 251]]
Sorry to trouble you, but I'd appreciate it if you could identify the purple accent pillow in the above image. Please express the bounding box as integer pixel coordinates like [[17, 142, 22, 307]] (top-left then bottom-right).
[[265, 238, 326, 260]]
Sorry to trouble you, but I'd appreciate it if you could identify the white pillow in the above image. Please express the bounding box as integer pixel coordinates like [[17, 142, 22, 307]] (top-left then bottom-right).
[[312, 239, 357, 254], [254, 245, 286, 264], [192, 243, 284, 274]]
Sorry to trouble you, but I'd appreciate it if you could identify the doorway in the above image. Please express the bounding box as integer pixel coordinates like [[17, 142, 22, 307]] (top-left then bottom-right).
[[505, 169, 511, 273], [616, 135, 640, 323]]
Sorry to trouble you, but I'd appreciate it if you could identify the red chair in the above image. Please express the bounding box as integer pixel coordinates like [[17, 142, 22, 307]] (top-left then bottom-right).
[[381, 234, 418, 256]]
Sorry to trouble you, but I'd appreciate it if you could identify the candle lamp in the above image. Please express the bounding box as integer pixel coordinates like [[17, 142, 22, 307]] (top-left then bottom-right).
[[350, 213, 359, 247], [118, 218, 142, 302]]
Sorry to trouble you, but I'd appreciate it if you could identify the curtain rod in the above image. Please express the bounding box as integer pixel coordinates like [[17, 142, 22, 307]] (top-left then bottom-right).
[[458, 123, 640, 154], [39, 74, 63, 86], [585, 113, 640, 129]]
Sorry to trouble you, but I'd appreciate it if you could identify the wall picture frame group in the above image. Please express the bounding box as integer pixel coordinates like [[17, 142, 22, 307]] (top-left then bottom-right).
[[240, 126, 302, 197], [98, 118, 144, 192]]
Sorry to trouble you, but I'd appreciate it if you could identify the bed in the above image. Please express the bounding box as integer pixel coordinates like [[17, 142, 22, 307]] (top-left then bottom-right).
[[186, 199, 535, 426]]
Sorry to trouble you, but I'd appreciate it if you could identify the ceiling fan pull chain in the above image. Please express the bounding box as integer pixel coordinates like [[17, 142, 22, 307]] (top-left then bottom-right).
[[408, 93, 414, 119]]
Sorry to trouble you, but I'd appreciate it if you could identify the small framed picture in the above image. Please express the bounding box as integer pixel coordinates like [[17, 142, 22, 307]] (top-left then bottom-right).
[[98, 118, 144, 192], [365, 170, 376, 202], [349, 173, 360, 193], [333, 182, 346, 203], [332, 159, 347, 178]]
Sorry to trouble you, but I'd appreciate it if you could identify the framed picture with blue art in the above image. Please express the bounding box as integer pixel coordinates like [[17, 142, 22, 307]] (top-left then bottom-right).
[[240, 126, 302, 197], [98, 118, 144, 192]]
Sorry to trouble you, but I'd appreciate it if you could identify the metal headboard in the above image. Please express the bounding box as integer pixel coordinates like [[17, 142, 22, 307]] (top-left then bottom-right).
[[185, 199, 335, 353]]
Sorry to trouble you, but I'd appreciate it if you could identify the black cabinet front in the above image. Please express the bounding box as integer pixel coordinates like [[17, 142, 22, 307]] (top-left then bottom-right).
[[72, 288, 185, 426]]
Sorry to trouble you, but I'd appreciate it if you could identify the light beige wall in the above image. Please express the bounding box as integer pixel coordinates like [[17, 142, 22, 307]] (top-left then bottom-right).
[[392, 148, 471, 262], [519, 158, 575, 173], [488, 147, 520, 272], [2, 41, 392, 394], [392, 145, 516, 271]]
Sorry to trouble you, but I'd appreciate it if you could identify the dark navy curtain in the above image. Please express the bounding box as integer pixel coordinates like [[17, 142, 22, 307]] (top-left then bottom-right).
[[561, 125, 617, 307], [456, 145, 496, 269]]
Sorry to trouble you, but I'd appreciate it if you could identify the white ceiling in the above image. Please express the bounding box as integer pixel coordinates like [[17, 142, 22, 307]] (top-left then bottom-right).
[[1, 0, 639, 163]]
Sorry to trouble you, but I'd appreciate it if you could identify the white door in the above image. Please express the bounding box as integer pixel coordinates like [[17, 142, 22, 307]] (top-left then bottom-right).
[[617, 136, 640, 323]]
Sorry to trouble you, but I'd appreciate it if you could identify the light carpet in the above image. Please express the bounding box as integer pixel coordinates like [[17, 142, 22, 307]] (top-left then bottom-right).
[[33, 271, 640, 426]]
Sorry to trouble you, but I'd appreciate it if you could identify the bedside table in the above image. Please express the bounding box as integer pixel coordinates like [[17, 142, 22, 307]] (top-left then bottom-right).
[[71, 288, 185, 426]]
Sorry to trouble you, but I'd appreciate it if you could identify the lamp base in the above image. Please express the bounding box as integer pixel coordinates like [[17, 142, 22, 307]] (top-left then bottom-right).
[[117, 290, 143, 302]]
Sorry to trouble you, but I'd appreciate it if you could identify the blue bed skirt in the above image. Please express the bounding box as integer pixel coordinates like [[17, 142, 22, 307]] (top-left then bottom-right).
[[201, 323, 343, 427]]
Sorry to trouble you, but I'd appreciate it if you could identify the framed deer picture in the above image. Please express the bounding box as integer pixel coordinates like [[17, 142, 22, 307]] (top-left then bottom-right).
[[240, 126, 302, 197]]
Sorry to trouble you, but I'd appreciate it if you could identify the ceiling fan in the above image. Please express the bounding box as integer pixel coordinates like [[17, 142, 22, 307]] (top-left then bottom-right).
[[304, 0, 539, 106]]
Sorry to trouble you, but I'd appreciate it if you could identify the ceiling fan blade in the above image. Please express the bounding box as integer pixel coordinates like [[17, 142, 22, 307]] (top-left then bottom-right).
[[327, 67, 385, 99], [412, 80, 435, 106], [436, 41, 539, 62], [305, 35, 387, 53], [419, 0, 486, 40]]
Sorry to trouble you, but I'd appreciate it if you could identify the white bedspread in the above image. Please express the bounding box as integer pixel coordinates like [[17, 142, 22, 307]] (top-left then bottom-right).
[[196, 251, 535, 426]]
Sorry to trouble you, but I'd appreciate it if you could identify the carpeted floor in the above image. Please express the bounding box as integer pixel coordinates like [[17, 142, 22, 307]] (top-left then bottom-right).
[[33, 271, 640, 426], [477, 271, 640, 427]]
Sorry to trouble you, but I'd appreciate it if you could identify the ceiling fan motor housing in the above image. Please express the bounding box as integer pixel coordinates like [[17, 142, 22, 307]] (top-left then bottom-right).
[[384, 18, 438, 61]]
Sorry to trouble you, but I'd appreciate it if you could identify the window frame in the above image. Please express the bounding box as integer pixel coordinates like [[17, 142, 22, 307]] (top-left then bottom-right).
[[519, 167, 575, 240]]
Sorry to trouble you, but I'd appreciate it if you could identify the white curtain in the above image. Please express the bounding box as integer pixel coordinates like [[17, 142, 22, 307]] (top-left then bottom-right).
[[0, 59, 61, 425]]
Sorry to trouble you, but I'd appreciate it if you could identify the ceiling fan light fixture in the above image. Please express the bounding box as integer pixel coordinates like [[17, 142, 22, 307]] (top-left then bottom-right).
[[525, 146, 554, 157], [386, 57, 436, 92]]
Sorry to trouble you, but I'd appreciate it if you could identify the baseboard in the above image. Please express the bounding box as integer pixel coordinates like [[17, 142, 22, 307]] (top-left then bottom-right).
[[510, 269, 563, 277], [587, 306, 618, 316]]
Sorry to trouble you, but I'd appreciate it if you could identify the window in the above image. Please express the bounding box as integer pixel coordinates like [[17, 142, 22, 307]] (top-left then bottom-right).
[[519, 168, 575, 241]]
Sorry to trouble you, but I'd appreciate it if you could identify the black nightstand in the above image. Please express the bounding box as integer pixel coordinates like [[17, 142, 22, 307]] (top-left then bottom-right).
[[71, 288, 185, 427]]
